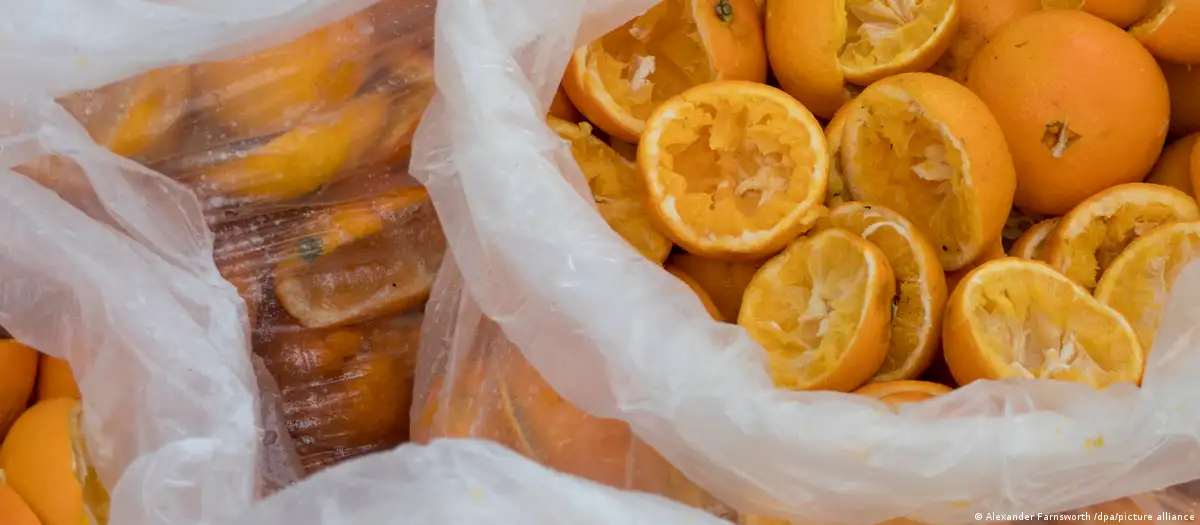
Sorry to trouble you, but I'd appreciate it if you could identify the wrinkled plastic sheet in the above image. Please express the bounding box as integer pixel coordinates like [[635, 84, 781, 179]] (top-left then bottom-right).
[[410, 0, 1200, 522], [235, 438, 737, 525], [0, 0, 375, 96]]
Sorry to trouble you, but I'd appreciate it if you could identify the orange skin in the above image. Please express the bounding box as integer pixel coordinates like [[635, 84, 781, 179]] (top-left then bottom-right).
[[820, 201, 949, 383], [1041, 182, 1200, 291], [259, 314, 421, 473], [1162, 61, 1200, 138], [0, 399, 87, 525], [967, 10, 1170, 216], [35, 355, 81, 401], [1008, 218, 1059, 260], [739, 229, 896, 392], [841, 2, 961, 86], [364, 50, 436, 169], [561, 50, 636, 143], [548, 116, 673, 263], [1060, 0, 1157, 28], [765, 0, 852, 119], [1192, 138, 1200, 197], [665, 265, 726, 321], [945, 238, 1005, 297], [58, 66, 191, 159], [0, 340, 37, 440], [855, 380, 953, 410], [1144, 134, 1199, 197], [690, 0, 768, 83], [282, 186, 431, 263], [918, 356, 959, 387], [273, 186, 444, 329], [410, 358, 530, 453], [1131, 0, 1200, 64], [929, 0, 1041, 82], [942, 258, 1143, 387], [192, 14, 373, 139], [824, 100, 853, 205], [189, 93, 391, 204], [548, 86, 582, 122], [414, 342, 726, 513], [842, 73, 1017, 271], [257, 326, 367, 383], [638, 81, 828, 261], [0, 484, 40, 525], [563, 0, 766, 143], [668, 253, 763, 322], [942, 259, 1012, 387]]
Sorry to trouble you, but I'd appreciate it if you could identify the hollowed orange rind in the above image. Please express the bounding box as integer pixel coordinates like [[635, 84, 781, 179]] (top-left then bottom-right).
[[1130, 1, 1200, 64], [820, 201, 948, 382], [639, 81, 829, 260], [766, 0, 959, 119], [1009, 218, 1059, 260], [274, 186, 445, 329], [1043, 182, 1200, 291], [548, 116, 673, 264], [943, 258, 1144, 388], [839, 73, 1016, 271], [739, 228, 895, 391], [1095, 221, 1200, 351], [563, 0, 767, 143]]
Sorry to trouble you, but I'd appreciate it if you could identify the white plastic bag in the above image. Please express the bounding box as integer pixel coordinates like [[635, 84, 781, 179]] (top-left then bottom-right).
[[237, 437, 736, 525], [0, 2, 747, 525], [410, 0, 1200, 522], [0, 0, 375, 96]]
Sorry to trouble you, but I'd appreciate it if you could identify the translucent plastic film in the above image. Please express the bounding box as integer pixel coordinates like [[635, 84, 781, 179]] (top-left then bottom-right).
[[411, 256, 735, 519], [0, 0, 375, 96], [0, 2, 759, 525], [0, 91, 262, 525], [411, 0, 1200, 523], [235, 438, 739, 525], [39, 0, 444, 476]]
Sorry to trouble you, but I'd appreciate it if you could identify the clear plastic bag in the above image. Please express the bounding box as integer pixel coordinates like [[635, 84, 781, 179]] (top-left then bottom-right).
[[234, 437, 740, 525], [411, 256, 734, 518], [0, 1, 755, 524], [18, 0, 444, 474], [409, 0, 1200, 523]]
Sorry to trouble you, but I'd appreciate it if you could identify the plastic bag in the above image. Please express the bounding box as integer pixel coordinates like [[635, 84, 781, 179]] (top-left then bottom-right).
[[411, 256, 734, 518], [256, 311, 423, 473], [409, 0, 1200, 523], [0, 1, 757, 524], [24, 0, 444, 474], [235, 438, 740, 525]]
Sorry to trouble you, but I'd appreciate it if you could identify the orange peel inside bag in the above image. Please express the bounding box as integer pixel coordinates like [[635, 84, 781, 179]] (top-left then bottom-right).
[[409, 0, 1200, 522]]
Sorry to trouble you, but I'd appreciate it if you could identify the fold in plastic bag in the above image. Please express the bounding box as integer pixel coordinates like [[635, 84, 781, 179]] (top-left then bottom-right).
[[410, 0, 1200, 522], [411, 256, 734, 518], [236, 438, 738, 525], [0, 91, 261, 525]]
